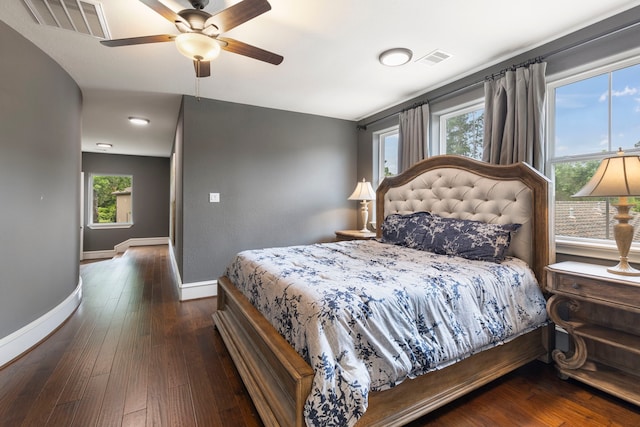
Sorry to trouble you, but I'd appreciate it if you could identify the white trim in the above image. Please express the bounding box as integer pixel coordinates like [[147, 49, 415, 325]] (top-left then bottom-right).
[[546, 50, 640, 259], [88, 173, 134, 229], [556, 238, 640, 264], [180, 280, 218, 301], [82, 249, 116, 260], [87, 223, 133, 230], [373, 125, 399, 186], [113, 237, 169, 253], [167, 240, 217, 301], [0, 277, 83, 368], [82, 236, 170, 259], [546, 46, 640, 87], [437, 100, 484, 158]]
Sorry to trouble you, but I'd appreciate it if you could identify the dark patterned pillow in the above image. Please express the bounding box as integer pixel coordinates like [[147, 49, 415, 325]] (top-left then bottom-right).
[[380, 211, 433, 249], [422, 215, 521, 263]]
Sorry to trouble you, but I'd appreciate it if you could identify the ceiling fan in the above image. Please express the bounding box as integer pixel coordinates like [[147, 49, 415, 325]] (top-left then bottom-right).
[[100, 0, 283, 78]]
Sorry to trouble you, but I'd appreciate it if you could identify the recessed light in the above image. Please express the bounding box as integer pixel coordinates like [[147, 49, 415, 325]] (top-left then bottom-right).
[[379, 48, 413, 67], [128, 116, 150, 125], [96, 143, 112, 149]]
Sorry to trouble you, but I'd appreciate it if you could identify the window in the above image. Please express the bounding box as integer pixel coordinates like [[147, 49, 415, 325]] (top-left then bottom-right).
[[548, 57, 640, 253], [88, 174, 133, 229], [439, 103, 484, 160], [374, 127, 399, 184]]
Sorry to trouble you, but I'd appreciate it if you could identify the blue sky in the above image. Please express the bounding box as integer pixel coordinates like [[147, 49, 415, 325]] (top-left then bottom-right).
[[384, 135, 398, 175], [554, 62, 640, 157]]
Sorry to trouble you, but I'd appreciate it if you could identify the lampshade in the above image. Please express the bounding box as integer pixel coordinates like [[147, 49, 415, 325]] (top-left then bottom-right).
[[175, 32, 221, 61], [573, 151, 640, 198], [348, 179, 376, 201]]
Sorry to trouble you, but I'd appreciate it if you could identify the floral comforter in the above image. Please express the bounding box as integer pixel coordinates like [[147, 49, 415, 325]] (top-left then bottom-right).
[[225, 240, 547, 427]]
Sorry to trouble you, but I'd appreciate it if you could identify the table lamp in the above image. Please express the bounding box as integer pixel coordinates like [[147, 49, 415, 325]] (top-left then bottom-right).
[[573, 149, 640, 276], [349, 179, 376, 232]]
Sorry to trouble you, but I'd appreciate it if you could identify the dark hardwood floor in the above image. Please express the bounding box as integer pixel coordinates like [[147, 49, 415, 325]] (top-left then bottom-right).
[[0, 246, 638, 427]]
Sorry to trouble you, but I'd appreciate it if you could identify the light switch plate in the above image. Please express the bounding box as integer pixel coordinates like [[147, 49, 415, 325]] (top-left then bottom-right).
[[209, 192, 220, 203]]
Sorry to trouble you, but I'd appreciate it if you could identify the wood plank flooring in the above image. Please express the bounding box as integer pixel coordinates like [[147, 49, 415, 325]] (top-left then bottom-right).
[[0, 245, 638, 426]]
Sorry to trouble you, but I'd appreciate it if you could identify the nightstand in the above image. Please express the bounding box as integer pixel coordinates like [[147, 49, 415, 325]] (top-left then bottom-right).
[[545, 261, 640, 406], [335, 230, 376, 241]]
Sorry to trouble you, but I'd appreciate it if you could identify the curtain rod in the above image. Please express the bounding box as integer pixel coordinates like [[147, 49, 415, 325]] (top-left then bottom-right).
[[357, 17, 640, 131], [356, 101, 427, 130]]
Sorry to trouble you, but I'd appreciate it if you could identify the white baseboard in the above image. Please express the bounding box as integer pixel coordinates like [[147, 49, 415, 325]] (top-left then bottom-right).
[[83, 249, 116, 260], [82, 237, 170, 260], [167, 241, 217, 301], [0, 277, 83, 368], [114, 237, 169, 253], [180, 280, 217, 300]]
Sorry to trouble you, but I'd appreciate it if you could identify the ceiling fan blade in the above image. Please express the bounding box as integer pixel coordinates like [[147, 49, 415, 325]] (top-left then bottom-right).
[[100, 34, 176, 47], [218, 37, 283, 65], [194, 60, 211, 77], [139, 0, 186, 24], [205, 0, 271, 33]]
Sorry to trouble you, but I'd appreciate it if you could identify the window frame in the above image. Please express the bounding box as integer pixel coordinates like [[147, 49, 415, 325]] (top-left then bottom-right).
[[437, 99, 484, 158], [87, 173, 134, 230], [373, 125, 399, 185], [546, 53, 640, 263]]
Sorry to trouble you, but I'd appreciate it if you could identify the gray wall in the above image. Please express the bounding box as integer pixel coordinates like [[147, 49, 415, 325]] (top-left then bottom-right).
[[0, 21, 82, 339], [176, 96, 357, 283], [357, 6, 640, 137], [82, 153, 170, 251], [356, 6, 640, 266]]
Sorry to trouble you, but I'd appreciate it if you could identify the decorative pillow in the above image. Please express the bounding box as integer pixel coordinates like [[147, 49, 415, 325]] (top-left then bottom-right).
[[421, 215, 521, 263], [380, 211, 433, 249]]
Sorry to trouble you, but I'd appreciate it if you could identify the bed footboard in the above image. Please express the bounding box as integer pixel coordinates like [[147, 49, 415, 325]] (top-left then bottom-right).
[[213, 276, 314, 427], [215, 275, 552, 427]]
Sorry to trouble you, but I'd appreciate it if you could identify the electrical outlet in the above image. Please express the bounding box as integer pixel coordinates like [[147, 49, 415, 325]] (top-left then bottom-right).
[[209, 192, 220, 203]]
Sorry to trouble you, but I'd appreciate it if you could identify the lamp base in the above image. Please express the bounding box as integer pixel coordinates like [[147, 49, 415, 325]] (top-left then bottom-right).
[[607, 258, 640, 276], [358, 200, 370, 234], [608, 202, 640, 276]]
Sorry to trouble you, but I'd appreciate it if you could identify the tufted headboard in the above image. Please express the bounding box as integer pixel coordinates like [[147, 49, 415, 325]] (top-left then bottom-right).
[[376, 155, 552, 288]]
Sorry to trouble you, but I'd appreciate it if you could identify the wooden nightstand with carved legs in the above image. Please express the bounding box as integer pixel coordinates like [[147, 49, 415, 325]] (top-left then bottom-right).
[[545, 262, 640, 406]]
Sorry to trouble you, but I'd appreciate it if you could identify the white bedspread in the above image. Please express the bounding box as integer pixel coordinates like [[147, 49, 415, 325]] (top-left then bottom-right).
[[225, 240, 548, 426]]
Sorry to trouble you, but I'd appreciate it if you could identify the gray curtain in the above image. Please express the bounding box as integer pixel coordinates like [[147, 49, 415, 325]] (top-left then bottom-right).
[[399, 103, 429, 172], [483, 62, 546, 171]]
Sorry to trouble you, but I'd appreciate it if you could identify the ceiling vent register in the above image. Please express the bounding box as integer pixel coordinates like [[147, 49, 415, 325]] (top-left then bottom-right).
[[23, 0, 110, 39], [417, 49, 452, 66]]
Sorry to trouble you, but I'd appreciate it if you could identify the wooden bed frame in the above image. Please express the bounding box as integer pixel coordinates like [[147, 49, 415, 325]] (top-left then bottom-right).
[[214, 155, 553, 427]]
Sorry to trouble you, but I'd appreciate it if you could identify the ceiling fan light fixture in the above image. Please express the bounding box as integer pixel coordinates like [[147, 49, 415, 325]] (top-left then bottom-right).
[[379, 48, 413, 67], [175, 32, 221, 61]]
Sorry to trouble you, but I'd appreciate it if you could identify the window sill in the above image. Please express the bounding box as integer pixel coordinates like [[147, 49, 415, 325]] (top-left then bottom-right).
[[87, 223, 133, 230], [556, 238, 640, 264]]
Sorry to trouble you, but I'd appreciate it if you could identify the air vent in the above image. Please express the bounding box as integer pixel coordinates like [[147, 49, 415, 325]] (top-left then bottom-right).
[[23, 0, 111, 39], [416, 49, 452, 66]]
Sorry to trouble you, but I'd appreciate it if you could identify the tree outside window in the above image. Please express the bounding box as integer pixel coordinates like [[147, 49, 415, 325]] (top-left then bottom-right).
[[440, 105, 484, 160], [90, 174, 133, 225]]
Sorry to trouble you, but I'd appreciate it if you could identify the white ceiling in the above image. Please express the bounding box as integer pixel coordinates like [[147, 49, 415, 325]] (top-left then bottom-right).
[[2, 0, 640, 157]]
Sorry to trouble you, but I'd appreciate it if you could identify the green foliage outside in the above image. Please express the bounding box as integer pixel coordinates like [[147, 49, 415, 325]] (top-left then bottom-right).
[[384, 162, 393, 177], [554, 161, 600, 201], [446, 111, 484, 160], [92, 175, 132, 223], [555, 161, 639, 211]]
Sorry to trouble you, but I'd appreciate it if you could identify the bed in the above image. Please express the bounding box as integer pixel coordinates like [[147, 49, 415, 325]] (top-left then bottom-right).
[[213, 155, 553, 427]]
